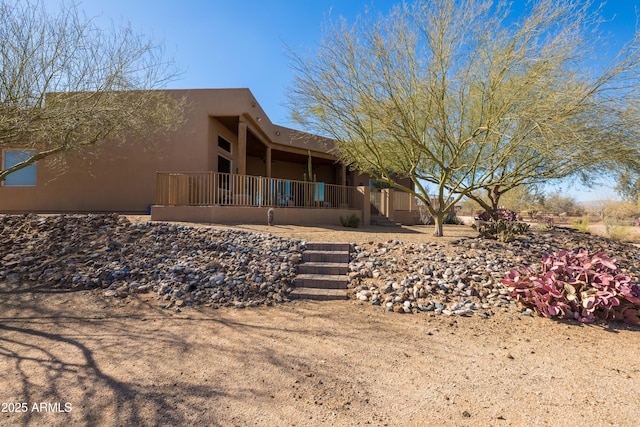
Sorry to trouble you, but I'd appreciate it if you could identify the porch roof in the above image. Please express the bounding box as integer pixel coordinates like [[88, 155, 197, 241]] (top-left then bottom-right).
[[215, 115, 338, 162], [169, 88, 338, 161]]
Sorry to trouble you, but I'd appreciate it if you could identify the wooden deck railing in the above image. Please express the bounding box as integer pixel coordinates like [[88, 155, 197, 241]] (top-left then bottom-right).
[[370, 188, 420, 213], [393, 191, 419, 211], [156, 171, 363, 209]]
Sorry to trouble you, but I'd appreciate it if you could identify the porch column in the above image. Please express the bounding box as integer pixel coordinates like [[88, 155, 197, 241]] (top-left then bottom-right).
[[357, 186, 371, 226], [265, 146, 272, 177], [381, 188, 395, 221], [380, 189, 388, 217], [340, 164, 347, 207], [237, 117, 247, 175]]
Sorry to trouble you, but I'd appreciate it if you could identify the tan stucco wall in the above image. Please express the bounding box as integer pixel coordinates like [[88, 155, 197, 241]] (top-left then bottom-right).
[[151, 205, 362, 226], [393, 210, 422, 226], [0, 89, 340, 213], [0, 129, 210, 212], [264, 160, 337, 184], [246, 156, 266, 177], [0, 88, 410, 219], [351, 171, 371, 187]]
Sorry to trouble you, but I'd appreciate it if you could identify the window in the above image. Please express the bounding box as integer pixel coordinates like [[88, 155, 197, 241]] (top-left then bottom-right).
[[3, 150, 37, 186], [218, 155, 231, 174], [218, 136, 231, 153], [218, 155, 232, 193]]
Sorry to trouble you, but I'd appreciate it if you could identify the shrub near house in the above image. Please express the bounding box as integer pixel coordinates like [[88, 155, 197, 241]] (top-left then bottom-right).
[[472, 207, 530, 242]]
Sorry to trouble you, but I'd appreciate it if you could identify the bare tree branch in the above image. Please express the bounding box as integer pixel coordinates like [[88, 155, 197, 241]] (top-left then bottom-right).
[[287, 0, 640, 235], [0, 0, 185, 180]]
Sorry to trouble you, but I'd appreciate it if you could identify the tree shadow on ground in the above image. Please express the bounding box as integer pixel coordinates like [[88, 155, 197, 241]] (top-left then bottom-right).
[[554, 316, 640, 333], [0, 285, 231, 426], [0, 283, 458, 426], [0, 283, 89, 295]]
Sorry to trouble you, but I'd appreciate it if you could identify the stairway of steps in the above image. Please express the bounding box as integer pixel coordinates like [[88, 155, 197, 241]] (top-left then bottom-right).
[[290, 242, 350, 301], [370, 215, 402, 227]]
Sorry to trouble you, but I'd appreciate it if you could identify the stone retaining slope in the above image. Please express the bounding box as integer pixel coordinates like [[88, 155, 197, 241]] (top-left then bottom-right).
[[290, 242, 350, 301]]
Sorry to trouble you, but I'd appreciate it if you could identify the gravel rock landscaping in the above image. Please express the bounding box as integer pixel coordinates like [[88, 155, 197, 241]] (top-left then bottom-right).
[[0, 214, 303, 309], [348, 228, 640, 317], [2, 213, 640, 320]]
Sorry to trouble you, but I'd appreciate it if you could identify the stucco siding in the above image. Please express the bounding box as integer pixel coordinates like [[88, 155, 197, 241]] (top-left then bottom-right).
[[0, 88, 341, 213]]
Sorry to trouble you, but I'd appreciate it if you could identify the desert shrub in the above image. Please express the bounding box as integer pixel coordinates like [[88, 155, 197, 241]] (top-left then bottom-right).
[[418, 205, 458, 225], [540, 193, 584, 216], [476, 207, 518, 221], [605, 221, 631, 241], [599, 201, 639, 241], [340, 214, 361, 228], [472, 219, 530, 243], [502, 249, 640, 324], [521, 210, 537, 221], [418, 205, 434, 225], [444, 215, 464, 225], [472, 207, 528, 242], [458, 198, 480, 216], [571, 216, 590, 233], [535, 215, 554, 230], [604, 201, 639, 222]]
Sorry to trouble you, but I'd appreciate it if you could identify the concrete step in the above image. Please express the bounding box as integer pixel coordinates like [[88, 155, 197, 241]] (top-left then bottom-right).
[[370, 216, 402, 227], [303, 250, 350, 263], [292, 241, 350, 301], [298, 262, 348, 275], [305, 242, 351, 251], [294, 274, 349, 289], [290, 287, 348, 301]]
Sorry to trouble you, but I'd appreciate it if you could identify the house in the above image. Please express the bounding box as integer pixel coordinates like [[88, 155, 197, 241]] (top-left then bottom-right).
[[0, 88, 420, 225]]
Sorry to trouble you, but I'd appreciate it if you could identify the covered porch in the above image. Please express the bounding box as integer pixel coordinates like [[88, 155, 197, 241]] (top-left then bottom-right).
[[213, 115, 349, 185], [151, 171, 367, 225]]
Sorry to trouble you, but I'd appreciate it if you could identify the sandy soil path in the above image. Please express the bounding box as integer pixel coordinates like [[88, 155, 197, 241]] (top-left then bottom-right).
[[2, 279, 640, 426]]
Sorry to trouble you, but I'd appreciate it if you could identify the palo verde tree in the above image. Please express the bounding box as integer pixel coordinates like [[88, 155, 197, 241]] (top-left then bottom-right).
[[287, 0, 640, 235], [0, 0, 185, 181], [615, 170, 640, 204]]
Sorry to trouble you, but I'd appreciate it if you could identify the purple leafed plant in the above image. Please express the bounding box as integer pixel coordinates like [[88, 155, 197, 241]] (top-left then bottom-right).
[[501, 249, 640, 324], [477, 207, 518, 222]]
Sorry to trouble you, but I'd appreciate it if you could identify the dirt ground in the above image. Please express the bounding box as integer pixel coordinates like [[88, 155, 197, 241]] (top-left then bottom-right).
[[1, 221, 640, 426]]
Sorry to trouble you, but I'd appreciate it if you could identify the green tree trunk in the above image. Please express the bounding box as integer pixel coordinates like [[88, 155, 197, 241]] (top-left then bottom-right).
[[433, 213, 445, 237]]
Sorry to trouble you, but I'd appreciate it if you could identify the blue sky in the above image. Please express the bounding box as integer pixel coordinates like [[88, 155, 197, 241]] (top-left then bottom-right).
[[47, 0, 395, 125], [43, 0, 640, 201]]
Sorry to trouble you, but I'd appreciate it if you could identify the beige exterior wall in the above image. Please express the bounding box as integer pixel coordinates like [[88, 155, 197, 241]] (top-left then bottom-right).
[[392, 210, 421, 226], [1, 87, 417, 228], [0, 130, 209, 212], [269, 160, 334, 182], [245, 156, 266, 176], [0, 88, 341, 213], [151, 205, 363, 226]]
